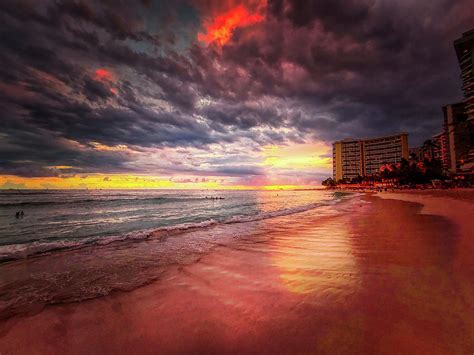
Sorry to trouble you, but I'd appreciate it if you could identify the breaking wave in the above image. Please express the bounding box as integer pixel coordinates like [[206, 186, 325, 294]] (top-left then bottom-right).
[[0, 199, 339, 263], [0, 196, 212, 208]]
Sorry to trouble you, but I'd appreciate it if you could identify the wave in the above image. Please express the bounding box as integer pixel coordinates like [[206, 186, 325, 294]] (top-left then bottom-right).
[[0, 198, 343, 263], [0, 230, 153, 263], [0, 191, 54, 195], [0, 196, 212, 208]]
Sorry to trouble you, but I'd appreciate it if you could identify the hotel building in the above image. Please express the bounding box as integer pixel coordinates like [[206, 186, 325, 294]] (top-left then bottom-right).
[[442, 102, 472, 172], [432, 131, 450, 171], [333, 133, 409, 181], [454, 30, 474, 121], [451, 30, 474, 172]]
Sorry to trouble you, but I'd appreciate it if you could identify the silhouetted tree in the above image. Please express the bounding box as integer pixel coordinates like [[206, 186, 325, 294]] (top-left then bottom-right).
[[422, 139, 439, 160], [423, 157, 443, 181], [322, 178, 336, 187]]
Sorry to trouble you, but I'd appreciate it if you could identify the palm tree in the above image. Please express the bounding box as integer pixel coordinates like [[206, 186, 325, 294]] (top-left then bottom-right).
[[422, 139, 439, 161]]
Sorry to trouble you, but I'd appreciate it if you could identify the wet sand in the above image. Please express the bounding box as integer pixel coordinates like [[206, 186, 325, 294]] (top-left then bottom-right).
[[0, 192, 473, 354]]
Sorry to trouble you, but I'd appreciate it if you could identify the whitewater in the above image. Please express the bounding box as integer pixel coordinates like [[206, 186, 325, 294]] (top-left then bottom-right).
[[0, 189, 350, 262]]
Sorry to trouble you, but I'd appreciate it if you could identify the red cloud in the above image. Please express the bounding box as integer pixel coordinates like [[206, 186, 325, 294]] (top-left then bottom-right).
[[198, 2, 266, 46], [93, 68, 118, 95], [94, 68, 115, 82]]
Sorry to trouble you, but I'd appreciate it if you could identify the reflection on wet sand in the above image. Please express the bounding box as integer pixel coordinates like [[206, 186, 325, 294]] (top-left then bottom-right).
[[271, 215, 360, 297], [0, 193, 473, 354]]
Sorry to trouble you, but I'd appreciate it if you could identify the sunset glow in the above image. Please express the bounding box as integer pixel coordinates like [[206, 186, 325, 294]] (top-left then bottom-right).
[[89, 142, 130, 152], [1, 1, 469, 190], [0, 175, 319, 190], [198, 4, 264, 46], [261, 143, 332, 170], [1, 3, 474, 354]]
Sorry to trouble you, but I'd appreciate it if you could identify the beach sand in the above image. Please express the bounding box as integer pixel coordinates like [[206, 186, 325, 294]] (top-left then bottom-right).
[[0, 191, 473, 354]]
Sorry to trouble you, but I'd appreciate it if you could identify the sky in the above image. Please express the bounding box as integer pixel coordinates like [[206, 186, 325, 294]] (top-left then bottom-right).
[[0, 0, 473, 189]]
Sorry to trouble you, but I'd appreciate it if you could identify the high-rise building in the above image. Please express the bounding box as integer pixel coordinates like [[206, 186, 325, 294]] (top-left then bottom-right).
[[332, 139, 363, 181], [452, 30, 474, 173], [454, 30, 474, 121], [443, 102, 472, 172], [333, 133, 409, 181], [363, 134, 409, 175], [432, 131, 450, 171]]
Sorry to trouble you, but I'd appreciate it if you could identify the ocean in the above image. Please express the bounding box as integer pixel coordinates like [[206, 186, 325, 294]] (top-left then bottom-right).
[[0, 189, 352, 262], [0, 189, 355, 319]]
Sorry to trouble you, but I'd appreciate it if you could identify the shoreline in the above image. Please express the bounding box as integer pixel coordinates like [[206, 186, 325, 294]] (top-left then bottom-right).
[[0, 191, 473, 354], [0, 191, 351, 264], [0, 192, 354, 322], [376, 189, 474, 247]]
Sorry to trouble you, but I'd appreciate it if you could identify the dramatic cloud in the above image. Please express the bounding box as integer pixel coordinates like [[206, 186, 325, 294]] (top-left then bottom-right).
[[198, 2, 265, 46], [0, 0, 472, 188]]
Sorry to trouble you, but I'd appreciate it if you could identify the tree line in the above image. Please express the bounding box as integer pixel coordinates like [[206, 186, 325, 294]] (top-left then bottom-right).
[[323, 146, 444, 187]]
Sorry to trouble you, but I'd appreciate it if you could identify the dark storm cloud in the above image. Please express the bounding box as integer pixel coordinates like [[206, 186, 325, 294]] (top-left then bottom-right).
[[0, 122, 132, 177], [83, 77, 115, 101], [0, 0, 473, 177], [220, 0, 472, 143], [0, 0, 219, 175], [270, 0, 372, 30], [200, 102, 284, 129]]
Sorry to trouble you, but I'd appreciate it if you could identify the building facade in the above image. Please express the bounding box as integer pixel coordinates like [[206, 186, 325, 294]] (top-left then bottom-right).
[[432, 131, 450, 171], [454, 30, 474, 121], [333, 133, 409, 181], [452, 30, 474, 172], [443, 102, 472, 172], [332, 139, 363, 181]]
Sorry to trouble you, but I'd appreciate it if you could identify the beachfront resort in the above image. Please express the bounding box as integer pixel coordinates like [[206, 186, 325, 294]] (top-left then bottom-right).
[[0, 4, 473, 354], [327, 30, 474, 190]]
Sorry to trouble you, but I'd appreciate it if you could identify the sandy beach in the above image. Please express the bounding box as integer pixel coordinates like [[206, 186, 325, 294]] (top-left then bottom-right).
[[0, 190, 473, 354]]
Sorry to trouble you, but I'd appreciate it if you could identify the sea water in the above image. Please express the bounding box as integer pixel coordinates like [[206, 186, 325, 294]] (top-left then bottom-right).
[[0, 189, 355, 318], [0, 189, 350, 261]]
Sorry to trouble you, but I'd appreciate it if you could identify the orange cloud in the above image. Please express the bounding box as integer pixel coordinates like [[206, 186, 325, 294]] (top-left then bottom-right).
[[89, 142, 130, 152], [198, 3, 265, 46]]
